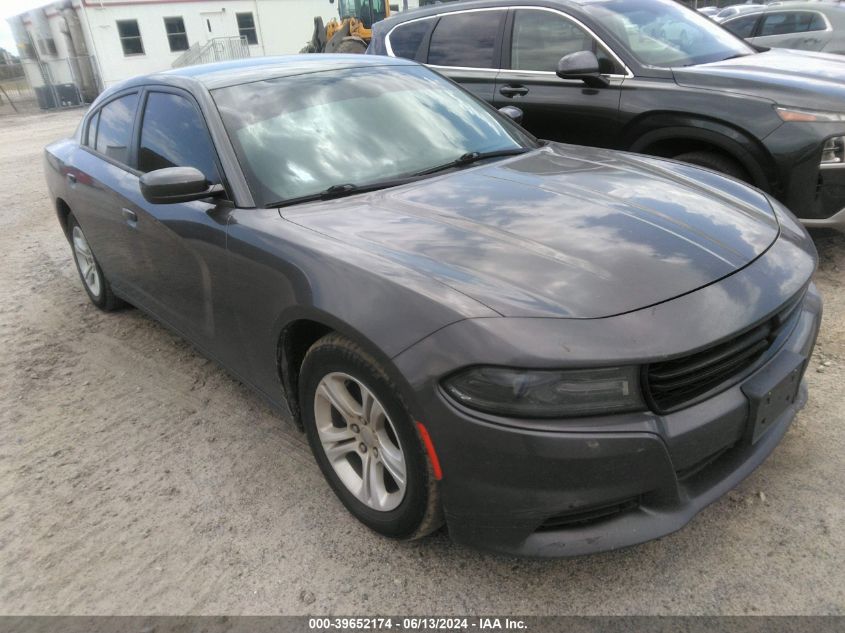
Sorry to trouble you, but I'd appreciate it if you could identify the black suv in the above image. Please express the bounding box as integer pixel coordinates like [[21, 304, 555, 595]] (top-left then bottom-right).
[[369, 0, 845, 231]]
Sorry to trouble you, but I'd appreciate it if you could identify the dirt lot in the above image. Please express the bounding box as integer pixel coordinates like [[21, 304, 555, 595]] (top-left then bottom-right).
[[1, 109, 843, 615]]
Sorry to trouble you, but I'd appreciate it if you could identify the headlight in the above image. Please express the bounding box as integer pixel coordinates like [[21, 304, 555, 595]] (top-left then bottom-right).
[[821, 136, 845, 165], [441, 366, 644, 418], [776, 107, 845, 123]]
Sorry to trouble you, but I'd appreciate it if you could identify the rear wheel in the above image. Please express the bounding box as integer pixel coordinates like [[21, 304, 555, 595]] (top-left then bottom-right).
[[68, 214, 124, 311], [673, 150, 750, 183], [335, 38, 368, 54], [299, 333, 442, 539]]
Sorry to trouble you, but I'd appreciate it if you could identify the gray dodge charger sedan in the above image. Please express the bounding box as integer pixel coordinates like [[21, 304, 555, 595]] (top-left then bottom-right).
[[44, 55, 821, 557]]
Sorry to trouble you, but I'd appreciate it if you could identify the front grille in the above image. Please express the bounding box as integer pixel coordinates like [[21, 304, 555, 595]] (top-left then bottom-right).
[[644, 291, 805, 413], [537, 497, 640, 531]]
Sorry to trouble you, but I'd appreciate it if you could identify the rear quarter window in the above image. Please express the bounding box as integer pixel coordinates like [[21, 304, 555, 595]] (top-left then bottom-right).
[[388, 18, 434, 59]]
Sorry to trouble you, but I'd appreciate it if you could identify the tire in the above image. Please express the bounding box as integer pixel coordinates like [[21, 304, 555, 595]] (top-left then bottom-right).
[[299, 333, 443, 539], [673, 150, 750, 183], [335, 39, 368, 54], [67, 214, 124, 311]]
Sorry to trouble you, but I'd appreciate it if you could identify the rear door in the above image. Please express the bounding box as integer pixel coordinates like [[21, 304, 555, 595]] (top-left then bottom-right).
[[423, 8, 507, 102], [70, 91, 141, 291], [751, 10, 831, 51], [494, 7, 625, 147]]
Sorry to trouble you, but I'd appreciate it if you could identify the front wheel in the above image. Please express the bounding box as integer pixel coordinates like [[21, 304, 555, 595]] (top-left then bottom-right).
[[299, 333, 442, 539]]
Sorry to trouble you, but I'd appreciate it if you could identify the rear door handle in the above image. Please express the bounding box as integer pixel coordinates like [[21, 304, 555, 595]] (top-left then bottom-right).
[[66, 173, 77, 184], [499, 85, 529, 97], [121, 207, 138, 224]]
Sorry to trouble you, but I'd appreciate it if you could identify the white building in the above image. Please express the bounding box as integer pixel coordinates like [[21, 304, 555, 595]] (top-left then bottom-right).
[[7, 0, 420, 97]]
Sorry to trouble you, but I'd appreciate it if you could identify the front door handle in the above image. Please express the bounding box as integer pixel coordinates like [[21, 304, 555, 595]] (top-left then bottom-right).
[[499, 84, 529, 97], [121, 207, 138, 224], [66, 173, 77, 184]]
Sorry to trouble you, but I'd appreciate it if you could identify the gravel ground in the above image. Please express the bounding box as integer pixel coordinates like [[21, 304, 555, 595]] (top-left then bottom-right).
[[1, 109, 843, 616]]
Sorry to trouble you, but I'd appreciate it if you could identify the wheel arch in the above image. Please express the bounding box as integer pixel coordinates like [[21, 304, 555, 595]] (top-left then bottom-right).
[[275, 308, 418, 430], [624, 115, 776, 192], [56, 197, 73, 239]]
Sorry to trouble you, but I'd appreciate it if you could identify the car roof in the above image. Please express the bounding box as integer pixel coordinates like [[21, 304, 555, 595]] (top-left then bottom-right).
[[94, 54, 417, 101], [725, 0, 845, 15]]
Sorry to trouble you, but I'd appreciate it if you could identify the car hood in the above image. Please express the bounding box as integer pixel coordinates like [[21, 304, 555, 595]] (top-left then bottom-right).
[[282, 144, 779, 318], [673, 49, 845, 111]]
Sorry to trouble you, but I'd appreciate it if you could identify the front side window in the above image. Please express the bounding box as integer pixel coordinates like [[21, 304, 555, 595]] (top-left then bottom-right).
[[388, 18, 434, 59], [236, 12, 258, 45], [584, 0, 755, 68], [510, 9, 621, 74], [759, 12, 825, 36], [138, 92, 220, 184], [164, 17, 189, 52], [427, 11, 504, 68], [723, 14, 760, 39], [212, 65, 536, 206], [95, 93, 139, 164], [117, 19, 144, 56]]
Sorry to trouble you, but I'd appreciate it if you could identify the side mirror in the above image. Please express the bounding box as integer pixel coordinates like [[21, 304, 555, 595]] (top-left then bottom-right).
[[556, 51, 609, 88], [498, 105, 524, 125], [139, 167, 224, 205]]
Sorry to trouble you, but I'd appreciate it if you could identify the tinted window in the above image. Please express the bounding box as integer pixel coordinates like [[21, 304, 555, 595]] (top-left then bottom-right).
[[511, 9, 619, 73], [138, 92, 220, 184], [95, 93, 138, 164], [388, 19, 433, 59], [760, 11, 822, 36], [724, 14, 759, 38], [164, 16, 188, 52], [117, 19, 144, 55], [428, 11, 502, 68], [809, 13, 827, 31]]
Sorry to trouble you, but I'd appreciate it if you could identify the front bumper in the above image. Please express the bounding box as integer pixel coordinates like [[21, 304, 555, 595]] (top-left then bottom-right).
[[401, 284, 822, 557]]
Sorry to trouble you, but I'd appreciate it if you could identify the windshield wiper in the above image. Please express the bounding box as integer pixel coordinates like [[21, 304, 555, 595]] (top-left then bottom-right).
[[414, 147, 532, 176], [265, 175, 421, 209]]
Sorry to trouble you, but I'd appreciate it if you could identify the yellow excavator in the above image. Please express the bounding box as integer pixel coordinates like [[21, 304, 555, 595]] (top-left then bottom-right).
[[301, 0, 390, 55]]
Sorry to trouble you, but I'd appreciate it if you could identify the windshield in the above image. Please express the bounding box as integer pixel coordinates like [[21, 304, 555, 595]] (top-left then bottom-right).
[[583, 0, 756, 67], [213, 65, 535, 207]]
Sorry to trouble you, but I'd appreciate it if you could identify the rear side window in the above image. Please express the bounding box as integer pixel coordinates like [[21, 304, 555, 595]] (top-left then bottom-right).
[[724, 14, 760, 38], [760, 11, 823, 36], [138, 91, 220, 184], [388, 18, 434, 59], [427, 11, 503, 68], [95, 93, 138, 164]]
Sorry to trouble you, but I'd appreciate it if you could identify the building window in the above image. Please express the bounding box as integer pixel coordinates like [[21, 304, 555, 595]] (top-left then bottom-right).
[[116, 19, 144, 56], [236, 12, 258, 45], [164, 16, 189, 52]]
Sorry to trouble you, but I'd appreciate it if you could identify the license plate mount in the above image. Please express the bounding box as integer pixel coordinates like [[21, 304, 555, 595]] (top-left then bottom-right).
[[741, 351, 805, 445]]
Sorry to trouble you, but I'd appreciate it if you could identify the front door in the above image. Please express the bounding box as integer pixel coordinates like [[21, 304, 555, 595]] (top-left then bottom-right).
[[124, 88, 230, 346], [494, 7, 624, 148]]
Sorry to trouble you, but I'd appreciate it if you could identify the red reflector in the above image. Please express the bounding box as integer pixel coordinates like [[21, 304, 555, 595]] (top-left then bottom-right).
[[416, 422, 443, 481]]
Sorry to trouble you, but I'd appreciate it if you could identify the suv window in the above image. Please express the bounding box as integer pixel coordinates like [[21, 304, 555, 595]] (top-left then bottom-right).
[[388, 18, 434, 59], [760, 11, 824, 36], [724, 14, 760, 38], [95, 93, 138, 164], [138, 92, 220, 184], [511, 9, 621, 74], [427, 11, 503, 68]]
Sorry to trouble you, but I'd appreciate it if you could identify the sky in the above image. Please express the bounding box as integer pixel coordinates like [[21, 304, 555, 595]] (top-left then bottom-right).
[[0, 0, 54, 53]]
